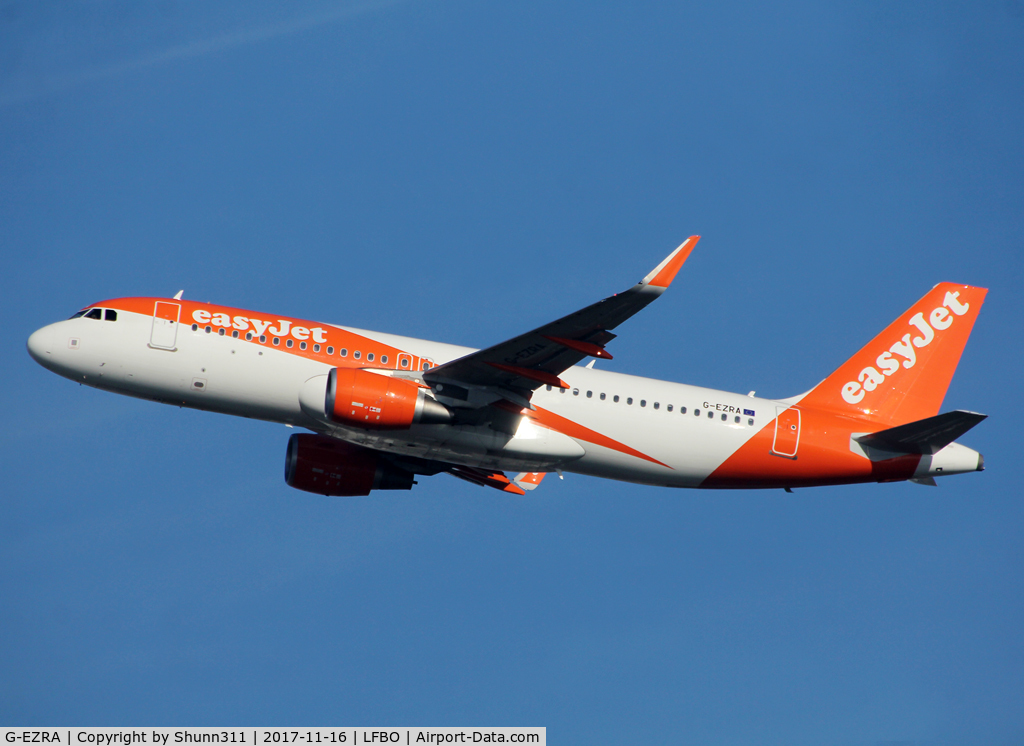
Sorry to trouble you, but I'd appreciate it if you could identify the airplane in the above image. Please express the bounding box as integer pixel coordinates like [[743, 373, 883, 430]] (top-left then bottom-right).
[[26, 237, 988, 496]]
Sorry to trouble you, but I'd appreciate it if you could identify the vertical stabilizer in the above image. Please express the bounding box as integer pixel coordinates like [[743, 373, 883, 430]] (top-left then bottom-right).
[[798, 283, 987, 426]]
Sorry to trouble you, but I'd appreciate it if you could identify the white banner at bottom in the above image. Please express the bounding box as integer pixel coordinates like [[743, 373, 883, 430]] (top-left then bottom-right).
[[1, 729, 545, 746]]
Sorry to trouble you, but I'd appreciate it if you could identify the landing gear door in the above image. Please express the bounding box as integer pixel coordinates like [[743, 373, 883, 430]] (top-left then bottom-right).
[[771, 406, 800, 459], [150, 301, 181, 351]]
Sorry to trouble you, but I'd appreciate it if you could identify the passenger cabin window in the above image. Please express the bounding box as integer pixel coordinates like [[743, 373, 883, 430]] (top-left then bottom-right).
[[367, 352, 375, 362], [613, 395, 620, 403], [706, 411, 713, 418], [586, 391, 592, 398], [327, 346, 334, 355], [354, 351, 361, 359], [627, 398, 633, 405], [667, 404, 672, 412], [85, 308, 102, 320], [681, 407, 687, 415], [104, 309, 117, 321], [640, 400, 646, 407], [600, 393, 606, 400]]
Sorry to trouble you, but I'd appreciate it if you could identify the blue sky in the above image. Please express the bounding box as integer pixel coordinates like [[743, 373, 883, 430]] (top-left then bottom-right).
[[2, 1, 1023, 742]]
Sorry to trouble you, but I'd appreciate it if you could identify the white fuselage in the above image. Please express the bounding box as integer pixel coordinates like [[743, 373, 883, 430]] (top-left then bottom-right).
[[27, 297, 982, 491], [28, 304, 771, 487]]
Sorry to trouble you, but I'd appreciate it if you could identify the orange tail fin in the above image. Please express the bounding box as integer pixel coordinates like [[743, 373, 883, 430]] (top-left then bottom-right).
[[798, 283, 987, 426]]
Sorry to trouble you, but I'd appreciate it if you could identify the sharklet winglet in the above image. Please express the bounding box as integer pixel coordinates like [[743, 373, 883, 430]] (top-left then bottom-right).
[[640, 236, 700, 289]]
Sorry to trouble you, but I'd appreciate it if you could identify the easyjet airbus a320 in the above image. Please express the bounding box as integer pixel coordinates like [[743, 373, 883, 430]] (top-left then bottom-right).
[[27, 238, 987, 496]]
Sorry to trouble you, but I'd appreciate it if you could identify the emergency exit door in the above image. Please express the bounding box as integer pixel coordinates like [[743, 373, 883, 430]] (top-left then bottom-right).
[[150, 301, 180, 350], [771, 406, 801, 459]]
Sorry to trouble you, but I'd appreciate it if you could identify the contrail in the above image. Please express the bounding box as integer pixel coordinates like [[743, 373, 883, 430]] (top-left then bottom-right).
[[0, 0, 406, 107]]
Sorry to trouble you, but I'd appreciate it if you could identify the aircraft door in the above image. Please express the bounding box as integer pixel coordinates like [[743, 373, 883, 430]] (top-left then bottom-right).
[[150, 301, 180, 350], [771, 406, 800, 459]]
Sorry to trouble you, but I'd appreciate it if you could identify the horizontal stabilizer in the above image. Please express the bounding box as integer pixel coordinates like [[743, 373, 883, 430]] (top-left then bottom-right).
[[855, 410, 987, 455]]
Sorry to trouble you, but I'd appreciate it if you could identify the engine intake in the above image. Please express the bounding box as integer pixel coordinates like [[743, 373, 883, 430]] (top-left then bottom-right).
[[326, 367, 451, 429], [284, 433, 414, 496]]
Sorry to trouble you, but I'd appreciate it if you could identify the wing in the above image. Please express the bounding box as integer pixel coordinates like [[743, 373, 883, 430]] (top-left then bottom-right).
[[423, 237, 699, 403], [446, 465, 529, 495], [346, 449, 540, 496]]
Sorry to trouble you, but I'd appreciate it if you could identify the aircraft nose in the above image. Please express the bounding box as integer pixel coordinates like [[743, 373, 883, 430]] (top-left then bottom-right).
[[27, 324, 55, 364]]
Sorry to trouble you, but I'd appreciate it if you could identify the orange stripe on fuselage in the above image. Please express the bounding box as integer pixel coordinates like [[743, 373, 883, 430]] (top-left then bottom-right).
[[96, 297, 432, 372], [528, 405, 671, 469], [702, 405, 921, 489]]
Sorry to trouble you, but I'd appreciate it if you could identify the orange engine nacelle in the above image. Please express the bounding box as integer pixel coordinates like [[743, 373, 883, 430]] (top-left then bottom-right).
[[326, 367, 451, 429], [284, 434, 415, 496]]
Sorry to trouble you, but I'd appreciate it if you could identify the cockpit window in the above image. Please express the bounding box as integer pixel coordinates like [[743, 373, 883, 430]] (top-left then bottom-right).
[[70, 309, 88, 319], [85, 308, 102, 320], [104, 309, 117, 321]]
